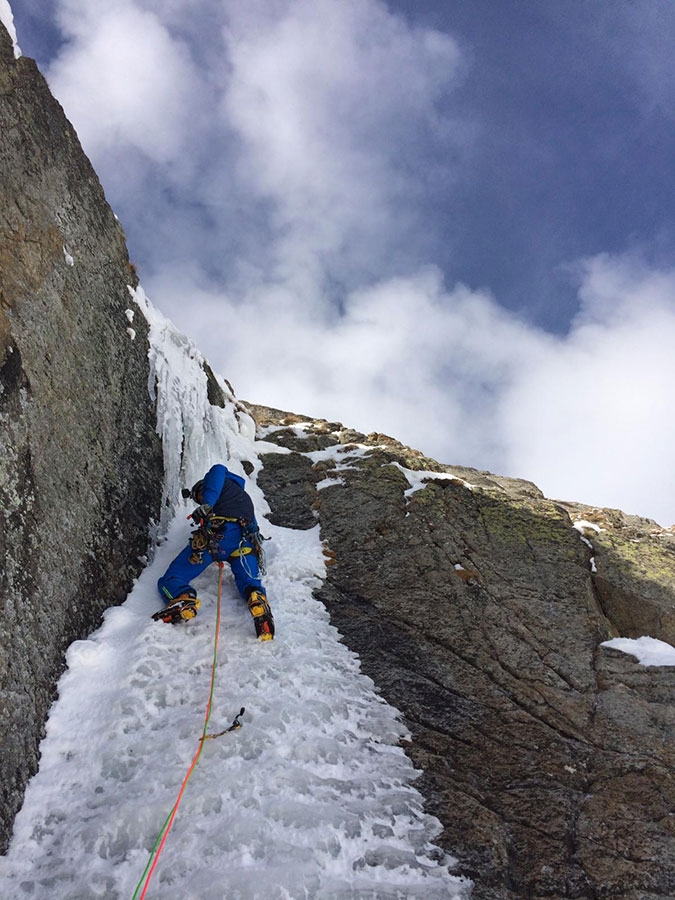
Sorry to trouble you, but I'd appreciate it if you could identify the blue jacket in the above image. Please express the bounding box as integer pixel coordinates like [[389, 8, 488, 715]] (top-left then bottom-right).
[[201, 464, 255, 523]]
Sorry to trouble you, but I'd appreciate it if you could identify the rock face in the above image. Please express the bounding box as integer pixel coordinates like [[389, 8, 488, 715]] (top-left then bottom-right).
[[0, 25, 163, 850], [250, 404, 675, 900]]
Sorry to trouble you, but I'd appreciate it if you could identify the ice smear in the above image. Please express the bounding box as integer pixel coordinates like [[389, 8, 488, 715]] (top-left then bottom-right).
[[0, 287, 470, 899], [601, 636, 675, 667], [130, 284, 258, 532]]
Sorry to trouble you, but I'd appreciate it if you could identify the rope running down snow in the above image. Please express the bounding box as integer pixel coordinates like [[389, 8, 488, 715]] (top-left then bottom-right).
[[133, 562, 234, 899]]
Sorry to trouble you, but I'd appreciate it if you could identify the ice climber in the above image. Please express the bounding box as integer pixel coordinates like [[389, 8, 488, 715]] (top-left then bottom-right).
[[153, 463, 274, 640]]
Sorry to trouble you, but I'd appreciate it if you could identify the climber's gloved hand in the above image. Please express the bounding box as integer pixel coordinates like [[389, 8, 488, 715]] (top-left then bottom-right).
[[190, 503, 213, 523]]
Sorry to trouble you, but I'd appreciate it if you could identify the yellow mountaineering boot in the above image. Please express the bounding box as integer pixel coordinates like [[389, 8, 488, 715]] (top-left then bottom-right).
[[152, 594, 201, 624], [246, 590, 274, 641]]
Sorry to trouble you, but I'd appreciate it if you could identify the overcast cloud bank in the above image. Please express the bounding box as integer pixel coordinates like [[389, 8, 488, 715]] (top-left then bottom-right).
[[13, 0, 675, 525]]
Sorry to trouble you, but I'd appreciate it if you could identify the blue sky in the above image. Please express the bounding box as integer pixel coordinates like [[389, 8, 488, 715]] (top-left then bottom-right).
[[7, 0, 675, 524], [392, 0, 675, 328]]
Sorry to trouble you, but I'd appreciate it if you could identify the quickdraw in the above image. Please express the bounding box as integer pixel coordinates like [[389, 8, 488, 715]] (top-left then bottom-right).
[[241, 522, 270, 576], [200, 707, 246, 741], [188, 527, 210, 564]]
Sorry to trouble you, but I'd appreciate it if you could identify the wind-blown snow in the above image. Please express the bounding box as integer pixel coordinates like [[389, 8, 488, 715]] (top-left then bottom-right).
[[0, 290, 469, 899], [0, 0, 21, 57]]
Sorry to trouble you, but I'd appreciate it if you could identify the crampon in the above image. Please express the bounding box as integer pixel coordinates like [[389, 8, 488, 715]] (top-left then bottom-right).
[[151, 596, 201, 624]]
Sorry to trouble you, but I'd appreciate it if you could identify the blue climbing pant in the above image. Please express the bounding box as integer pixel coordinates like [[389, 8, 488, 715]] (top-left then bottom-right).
[[157, 522, 264, 603]]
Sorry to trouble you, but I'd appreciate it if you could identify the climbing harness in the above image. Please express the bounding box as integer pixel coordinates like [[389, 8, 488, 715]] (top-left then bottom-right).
[[132, 563, 245, 900], [188, 517, 270, 574]]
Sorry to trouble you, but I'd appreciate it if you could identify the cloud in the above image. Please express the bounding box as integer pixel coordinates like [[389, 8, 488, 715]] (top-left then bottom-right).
[[46, 0, 466, 293], [221, 0, 463, 298], [150, 263, 539, 472], [40, 0, 675, 525], [48, 0, 203, 163], [153, 253, 675, 526], [501, 254, 675, 523]]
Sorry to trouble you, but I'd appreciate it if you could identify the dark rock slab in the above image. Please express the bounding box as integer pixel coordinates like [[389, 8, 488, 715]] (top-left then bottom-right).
[[0, 25, 163, 850]]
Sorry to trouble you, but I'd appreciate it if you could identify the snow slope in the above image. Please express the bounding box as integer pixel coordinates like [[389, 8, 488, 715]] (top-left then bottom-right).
[[0, 291, 469, 899]]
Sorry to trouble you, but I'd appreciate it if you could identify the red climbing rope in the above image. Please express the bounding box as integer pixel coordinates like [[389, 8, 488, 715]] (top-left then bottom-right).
[[133, 563, 225, 899]]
